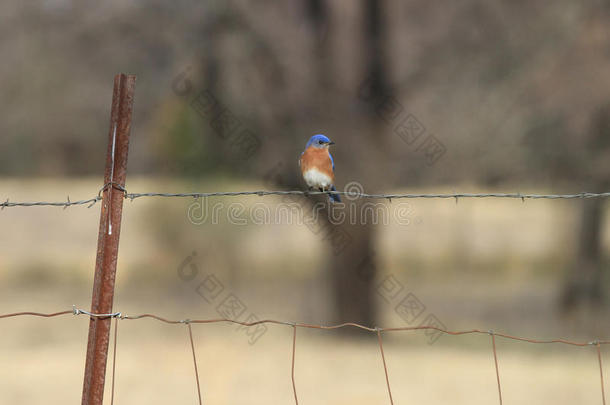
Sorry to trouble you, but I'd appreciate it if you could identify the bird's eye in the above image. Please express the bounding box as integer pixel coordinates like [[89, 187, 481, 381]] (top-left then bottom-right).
[[318, 140, 323, 144]]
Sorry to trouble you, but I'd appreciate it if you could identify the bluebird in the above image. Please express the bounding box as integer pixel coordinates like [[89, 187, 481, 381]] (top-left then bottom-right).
[[299, 134, 341, 203]]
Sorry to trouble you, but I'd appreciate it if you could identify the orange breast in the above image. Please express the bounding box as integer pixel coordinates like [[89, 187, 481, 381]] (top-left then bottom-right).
[[300, 147, 334, 181]]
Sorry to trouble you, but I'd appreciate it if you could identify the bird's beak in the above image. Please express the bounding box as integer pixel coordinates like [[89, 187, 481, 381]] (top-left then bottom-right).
[[327, 141, 335, 145]]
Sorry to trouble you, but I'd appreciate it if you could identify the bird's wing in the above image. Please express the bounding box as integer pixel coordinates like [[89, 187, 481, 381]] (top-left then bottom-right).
[[329, 152, 335, 172]]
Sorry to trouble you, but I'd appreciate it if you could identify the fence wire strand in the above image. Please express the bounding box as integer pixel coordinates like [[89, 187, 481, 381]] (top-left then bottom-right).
[[2, 309, 609, 345], [490, 332, 503, 405], [2, 184, 610, 209], [291, 325, 299, 405], [2, 308, 608, 403], [598, 343, 607, 405], [376, 329, 395, 405], [0, 310, 73, 319], [110, 317, 118, 405], [187, 323, 203, 405]]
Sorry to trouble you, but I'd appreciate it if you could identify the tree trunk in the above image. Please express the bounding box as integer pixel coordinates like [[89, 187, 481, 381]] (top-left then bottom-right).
[[329, 209, 377, 326], [326, 0, 389, 326], [560, 197, 605, 310], [560, 105, 610, 311]]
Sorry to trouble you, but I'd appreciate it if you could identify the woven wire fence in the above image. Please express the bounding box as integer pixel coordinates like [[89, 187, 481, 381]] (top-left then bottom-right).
[[0, 307, 608, 405], [2, 186, 610, 404]]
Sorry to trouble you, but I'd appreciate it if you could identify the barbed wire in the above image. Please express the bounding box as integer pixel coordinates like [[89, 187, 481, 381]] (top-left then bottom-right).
[[1, 308, 607, 404], [2, 183, 610, 208]]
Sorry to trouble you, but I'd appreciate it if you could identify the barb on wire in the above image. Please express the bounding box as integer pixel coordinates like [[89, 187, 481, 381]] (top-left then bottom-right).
[[1, 196, 102, 209], [2, 184, 610, 208]]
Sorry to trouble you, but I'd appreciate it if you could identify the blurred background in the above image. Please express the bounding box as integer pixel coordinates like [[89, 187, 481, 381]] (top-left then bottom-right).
[[1, 1, 609, 404]]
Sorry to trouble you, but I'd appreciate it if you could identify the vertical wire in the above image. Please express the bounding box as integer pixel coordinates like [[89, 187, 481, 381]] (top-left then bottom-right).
[[376, 329, 394, 405], [106, 73, 120, 235], [597, 343, 607, 405], [490, 332, 503, 405], [187, 323, 203, 405], [110, 317, 119, 405], [291, 325, 299, 405]]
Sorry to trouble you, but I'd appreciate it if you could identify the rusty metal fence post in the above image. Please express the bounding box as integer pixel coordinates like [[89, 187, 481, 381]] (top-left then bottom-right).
[[81, 74, 136, 405]]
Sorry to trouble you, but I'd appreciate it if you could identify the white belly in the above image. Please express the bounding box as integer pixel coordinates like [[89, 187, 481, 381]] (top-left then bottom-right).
[[303, 169, 332, 189]]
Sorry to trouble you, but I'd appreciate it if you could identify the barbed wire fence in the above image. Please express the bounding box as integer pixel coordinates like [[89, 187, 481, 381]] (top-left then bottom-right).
[[3, 186, 610, 209], [2, 74, 609, 404]]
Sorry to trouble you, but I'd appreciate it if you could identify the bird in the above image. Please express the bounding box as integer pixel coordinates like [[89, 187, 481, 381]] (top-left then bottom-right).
[[299, 134, 341, 203]]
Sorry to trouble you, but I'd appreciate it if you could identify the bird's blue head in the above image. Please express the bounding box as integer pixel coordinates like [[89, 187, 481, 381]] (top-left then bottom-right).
[[305, 134, 335, 149]]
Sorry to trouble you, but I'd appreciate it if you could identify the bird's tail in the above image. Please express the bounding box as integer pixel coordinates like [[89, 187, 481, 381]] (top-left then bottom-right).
[[329, 185, 341, 203]]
